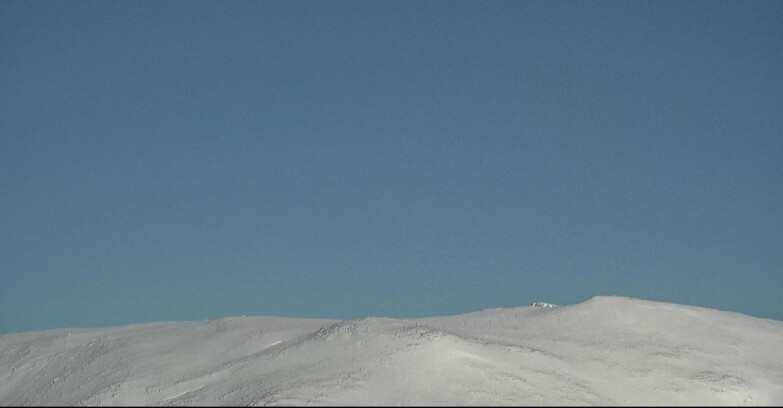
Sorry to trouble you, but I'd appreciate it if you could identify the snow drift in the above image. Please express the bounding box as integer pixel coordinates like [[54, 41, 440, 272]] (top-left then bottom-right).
[[1, 296, 782, 406]]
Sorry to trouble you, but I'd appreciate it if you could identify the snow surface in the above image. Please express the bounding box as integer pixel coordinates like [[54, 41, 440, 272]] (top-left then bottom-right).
[[1, 296, 782, 406]]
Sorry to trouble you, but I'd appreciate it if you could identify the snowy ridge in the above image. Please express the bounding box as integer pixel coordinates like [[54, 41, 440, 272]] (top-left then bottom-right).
[[1, 296, 782, 406]]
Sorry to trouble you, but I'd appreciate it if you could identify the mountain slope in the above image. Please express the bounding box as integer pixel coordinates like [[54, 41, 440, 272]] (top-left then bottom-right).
[[1, 296, 782, 406]]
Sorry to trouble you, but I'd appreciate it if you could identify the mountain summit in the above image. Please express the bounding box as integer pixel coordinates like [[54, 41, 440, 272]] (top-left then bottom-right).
[[2, 296, 782, 405]]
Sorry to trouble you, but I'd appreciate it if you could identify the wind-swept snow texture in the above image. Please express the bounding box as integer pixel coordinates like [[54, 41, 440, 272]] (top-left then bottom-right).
[[2, 296, 782, 406]]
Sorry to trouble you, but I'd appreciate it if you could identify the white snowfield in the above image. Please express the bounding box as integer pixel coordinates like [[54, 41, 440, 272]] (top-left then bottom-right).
[[1, 296, 782, 406]]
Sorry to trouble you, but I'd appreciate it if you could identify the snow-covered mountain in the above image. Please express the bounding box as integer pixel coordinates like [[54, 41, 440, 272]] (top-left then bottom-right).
[[1, 296, 782, 406]]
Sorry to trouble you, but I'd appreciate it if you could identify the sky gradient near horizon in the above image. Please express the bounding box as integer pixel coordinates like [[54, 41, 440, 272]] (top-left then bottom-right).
[[1, 1, 782, 335]]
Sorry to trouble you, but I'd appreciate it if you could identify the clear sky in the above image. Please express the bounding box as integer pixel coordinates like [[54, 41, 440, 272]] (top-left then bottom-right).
[[1, 1, 781, 335]]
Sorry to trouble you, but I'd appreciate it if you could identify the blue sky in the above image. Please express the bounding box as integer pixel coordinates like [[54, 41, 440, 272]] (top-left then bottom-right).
[[1, 1, 781, 335]]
